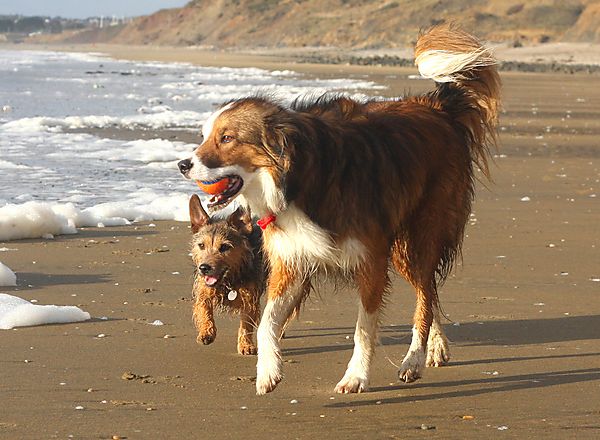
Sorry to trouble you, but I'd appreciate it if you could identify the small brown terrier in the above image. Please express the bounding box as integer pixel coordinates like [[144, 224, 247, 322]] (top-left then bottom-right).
[[189, 194, 264, 355]]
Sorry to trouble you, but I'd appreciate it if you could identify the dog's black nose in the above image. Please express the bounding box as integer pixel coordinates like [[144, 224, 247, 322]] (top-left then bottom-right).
[[199, 263, 212, 275], [178, 158, 193, 175]]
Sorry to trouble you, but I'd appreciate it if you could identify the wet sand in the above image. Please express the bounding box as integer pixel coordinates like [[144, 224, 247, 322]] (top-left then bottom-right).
[[1, 49, 599, 439]]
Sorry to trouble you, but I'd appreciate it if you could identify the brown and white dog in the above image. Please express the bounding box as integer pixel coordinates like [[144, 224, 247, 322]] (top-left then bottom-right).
[[178, 25, 500, 395]]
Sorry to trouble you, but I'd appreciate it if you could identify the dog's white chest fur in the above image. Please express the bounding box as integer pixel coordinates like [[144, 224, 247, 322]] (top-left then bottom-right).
[[237, 168, 365, 273], [264, 204, 366, 273]]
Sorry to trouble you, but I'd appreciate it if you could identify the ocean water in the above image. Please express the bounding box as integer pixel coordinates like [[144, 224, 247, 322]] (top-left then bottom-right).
[[0, 49, 384, 240]]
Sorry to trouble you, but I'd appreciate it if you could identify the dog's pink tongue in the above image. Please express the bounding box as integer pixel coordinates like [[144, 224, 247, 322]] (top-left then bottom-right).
[[205, 276, 218, 286]]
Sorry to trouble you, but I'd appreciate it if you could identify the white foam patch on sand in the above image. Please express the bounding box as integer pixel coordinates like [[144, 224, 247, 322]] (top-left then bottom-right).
[[0, 262, 17, 286], [0, 293, 90, 330], [0, 202, 78, 241], [0, 192, 190, 241]]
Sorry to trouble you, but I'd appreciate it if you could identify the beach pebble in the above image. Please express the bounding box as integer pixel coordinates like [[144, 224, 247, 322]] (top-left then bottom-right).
[[520, 196, 531, 202], [420, 424, 436, 430], [290, 399, 299, 404], [150, 320, 164, 326], [96, 333, 107, 338], [163, 334, 174, 339], [75, 405, 84, 410]]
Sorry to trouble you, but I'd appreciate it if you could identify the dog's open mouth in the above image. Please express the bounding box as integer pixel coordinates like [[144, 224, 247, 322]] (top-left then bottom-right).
[[204, 275, 220, 287], [197, 175, 243, 211]]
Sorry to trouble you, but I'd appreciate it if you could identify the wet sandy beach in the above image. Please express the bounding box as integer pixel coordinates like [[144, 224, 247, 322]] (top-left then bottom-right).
[[1, 48, 599, 439]]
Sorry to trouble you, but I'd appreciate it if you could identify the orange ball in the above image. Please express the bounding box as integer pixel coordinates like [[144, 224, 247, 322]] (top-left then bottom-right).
[[196, 177, 230, 195]]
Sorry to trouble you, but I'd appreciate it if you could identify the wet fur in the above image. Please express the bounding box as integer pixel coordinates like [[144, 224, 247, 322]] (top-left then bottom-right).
[[189, 195, 265, 355]]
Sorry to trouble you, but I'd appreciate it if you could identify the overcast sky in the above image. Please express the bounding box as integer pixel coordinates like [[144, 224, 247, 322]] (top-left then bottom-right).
[[0, 0, 190, 18]]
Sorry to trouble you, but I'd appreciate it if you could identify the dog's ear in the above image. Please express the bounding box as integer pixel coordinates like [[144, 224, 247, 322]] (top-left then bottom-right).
[[261, 113, 294, 173], [227, 206, 253, 236], [189, 194, 209, 233]]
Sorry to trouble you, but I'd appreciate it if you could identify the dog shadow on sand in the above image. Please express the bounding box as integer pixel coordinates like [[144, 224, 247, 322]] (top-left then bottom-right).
[[278, 315, 600, 406], [283, 315, 600, 405], [284, 314, 600, 356], [326, 364, 600, 408]]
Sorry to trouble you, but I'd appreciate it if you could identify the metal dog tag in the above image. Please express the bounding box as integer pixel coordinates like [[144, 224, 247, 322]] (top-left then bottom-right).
[[227, 290, 238, 301]]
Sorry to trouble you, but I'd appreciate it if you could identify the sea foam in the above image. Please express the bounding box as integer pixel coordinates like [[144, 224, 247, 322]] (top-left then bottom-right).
[[0, 262, 16, 286], [0, 293, 90, 329]]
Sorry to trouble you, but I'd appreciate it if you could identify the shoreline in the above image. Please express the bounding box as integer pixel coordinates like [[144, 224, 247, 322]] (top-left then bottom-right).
[[5, 41, 600, 75]]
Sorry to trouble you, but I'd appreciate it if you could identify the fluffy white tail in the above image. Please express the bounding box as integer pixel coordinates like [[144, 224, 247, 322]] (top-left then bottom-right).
[[414, 24, 501, 178], [415, 47, 496, 83]]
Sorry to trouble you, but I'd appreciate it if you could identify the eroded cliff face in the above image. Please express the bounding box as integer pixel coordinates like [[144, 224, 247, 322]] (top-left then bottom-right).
[[27, 0, 600, 48]]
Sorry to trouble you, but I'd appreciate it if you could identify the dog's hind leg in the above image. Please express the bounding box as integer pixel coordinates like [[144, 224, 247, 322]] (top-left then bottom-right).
[[393, 237, 455, 379], [391, 238, 440, 383], [255, 262, 304, 395], [398, 283, 434, 383], [426, 303, 450, 367], [335, 253, 388, 393]]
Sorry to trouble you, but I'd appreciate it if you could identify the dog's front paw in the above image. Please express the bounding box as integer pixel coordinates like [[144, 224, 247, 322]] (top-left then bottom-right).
[[256, 352, 282, 395], [237, 342, 257, 356], [256, 371, 281, 395], [334, 374, 368, 394], [426, 331, 450, 367], [398, 349, 425, 383], [197, 327, 216, 345]]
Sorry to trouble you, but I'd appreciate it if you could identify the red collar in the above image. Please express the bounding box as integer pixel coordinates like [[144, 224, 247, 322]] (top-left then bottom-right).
[[257, 213, 277, 230]]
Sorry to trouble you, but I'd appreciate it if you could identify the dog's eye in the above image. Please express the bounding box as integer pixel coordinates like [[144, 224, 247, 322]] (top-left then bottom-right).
[[198, 243, 205, 250], [219, 243, 232, 253], [221, 135, 234, 144]]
